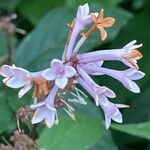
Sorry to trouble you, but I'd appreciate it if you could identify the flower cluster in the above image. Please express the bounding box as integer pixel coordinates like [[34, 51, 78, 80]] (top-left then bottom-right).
[[0, 4, 145, 129]]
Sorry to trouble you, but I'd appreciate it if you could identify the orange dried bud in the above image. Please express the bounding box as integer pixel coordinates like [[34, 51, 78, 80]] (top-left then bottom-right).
[[31, 77, 50, 99], [91, 9, 115, 41], [125, 49, 143, 60], [124, 49, 143, 69]]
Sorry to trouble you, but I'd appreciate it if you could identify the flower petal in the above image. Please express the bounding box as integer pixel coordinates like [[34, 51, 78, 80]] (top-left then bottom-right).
[[12, 67, 29, 76], [46, 103, 57, 111], [124, 78, 140, 93], [64, 65, 76, 78], [51, 59, 63, 69], [112, 110, 122, 123], [98, 96, 109, 106], [77, 3, 89, 19], [18, 84, 32, 98], [123, 40, 137, 50], [42, 68, 56, 80], [55, 77, 68, 89], [6, 77, 27, 88], [127, 70, 145, 80], [102, 17, 115, 28], [83, 3, 89, 15], [45, 111, 56, 128], [32, 107, 46, 124], [97, 9, 104, 22], [77, 6, 82, 19], [97, 26, 107, 41], [2, 77, 10, 84], [0, 65, 12, 77], [30, 102, 45, 109], [103, 87, 116, 98], [104, 114, 111, 129], [91, 13, 98, 22]]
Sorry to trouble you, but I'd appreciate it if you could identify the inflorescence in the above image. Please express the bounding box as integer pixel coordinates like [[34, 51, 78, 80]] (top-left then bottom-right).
[[0, 4, 145, 129]]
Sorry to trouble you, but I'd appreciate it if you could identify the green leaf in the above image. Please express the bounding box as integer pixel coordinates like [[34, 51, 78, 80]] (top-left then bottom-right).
[[66, 0, 121, 7], [14, 7, 73, 70], [123, 87, 150, 123], [0, 90, 16, 134], [0, 32, 7, 56], [0, 32, 17, 57], [0, 0, 22, 10], [39, 116, 105, 150], [91, 131, 118, 150], [111, 122, 150, 140], [18, 0, 121, 25], [18, 0, 65, 24], [0, 86, 32, 134], [13, 4, 132, 71]]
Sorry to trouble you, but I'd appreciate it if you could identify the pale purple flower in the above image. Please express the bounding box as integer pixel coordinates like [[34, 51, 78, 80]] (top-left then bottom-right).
[[65, 4, 92, 60], [82, 64, 145, 93], [77, 40, 143, 69], [76, 3, 92, 28], [77, 77, 128, 129], [42, 59, 76, 89], [99, 68, 145, 93], [0, 65, 32, 98], [100, 98, 128, 129], [76, 66, 116, 106], [31, 85, 58, 127], [0, 4, 145, 129]]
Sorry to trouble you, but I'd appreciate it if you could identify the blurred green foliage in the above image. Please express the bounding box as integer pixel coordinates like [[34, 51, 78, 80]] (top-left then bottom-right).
[[0, 0, 149, 149], [13, 3, 132, 70], [39, 116, 104, 150]]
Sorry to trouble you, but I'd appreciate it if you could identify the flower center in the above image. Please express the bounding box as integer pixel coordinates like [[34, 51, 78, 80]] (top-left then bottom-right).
[[68, 55, 78, 67], [57, 68, 65, 78]]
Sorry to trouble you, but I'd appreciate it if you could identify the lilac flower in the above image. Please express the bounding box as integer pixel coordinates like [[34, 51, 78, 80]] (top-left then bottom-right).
[[77, 77, 128, 129], [42, 59, 76, 89], [82, 64, 145, 93], [76, 65, 116, 106], [102, 68, 145, 93], [76, 3, 92, 28], [0, 65, 32, 98], [65, 4, 92, 60], [121, 40, 143, 69], [77, 40, 143, 69], [0, 4, 145, 129], [0, 65, 49, 98], [100, 98, 128, 129], [31, 85, 58, 127]]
